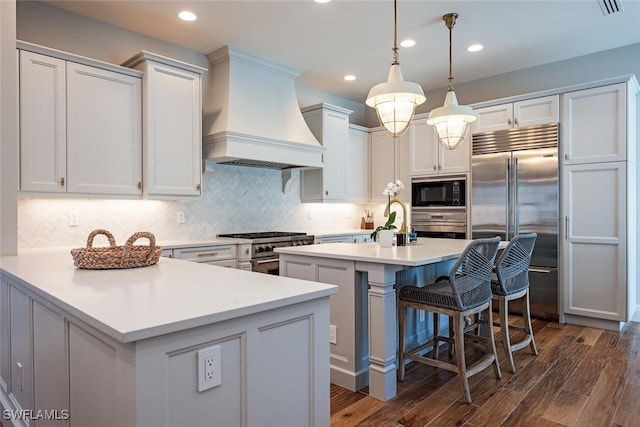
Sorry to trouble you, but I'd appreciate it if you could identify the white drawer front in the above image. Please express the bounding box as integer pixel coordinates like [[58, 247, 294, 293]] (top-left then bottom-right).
[[173, 245, 237, 263]]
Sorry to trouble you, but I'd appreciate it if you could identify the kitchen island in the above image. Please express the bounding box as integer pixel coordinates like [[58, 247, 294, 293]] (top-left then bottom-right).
[[0, 248, 337, 427], [276, 237, 505, 402]]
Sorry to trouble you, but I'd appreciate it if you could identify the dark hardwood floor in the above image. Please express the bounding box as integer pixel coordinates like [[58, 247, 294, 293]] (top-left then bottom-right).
[[330, 317, 640, 426]]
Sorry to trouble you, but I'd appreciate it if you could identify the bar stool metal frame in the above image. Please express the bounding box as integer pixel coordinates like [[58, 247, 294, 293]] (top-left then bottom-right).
[[397, 236, 502, 404], [492, 233, 538, 373]]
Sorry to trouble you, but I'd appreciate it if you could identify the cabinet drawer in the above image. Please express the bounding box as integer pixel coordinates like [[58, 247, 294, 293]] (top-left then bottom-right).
[[173, 245, 237, 263]]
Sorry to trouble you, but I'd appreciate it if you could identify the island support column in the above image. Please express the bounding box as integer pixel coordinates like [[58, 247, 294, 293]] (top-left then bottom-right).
[[359, 262, 405, 401]]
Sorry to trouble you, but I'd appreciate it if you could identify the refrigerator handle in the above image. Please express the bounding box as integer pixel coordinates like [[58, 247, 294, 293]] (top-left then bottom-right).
[[513, 157, 519, 236], [565, 216, 569, 240], [505, 157, 511, 240]]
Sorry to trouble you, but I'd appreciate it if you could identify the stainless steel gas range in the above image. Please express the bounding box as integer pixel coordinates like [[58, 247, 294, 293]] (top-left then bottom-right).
[[217, 232, 314, 275]]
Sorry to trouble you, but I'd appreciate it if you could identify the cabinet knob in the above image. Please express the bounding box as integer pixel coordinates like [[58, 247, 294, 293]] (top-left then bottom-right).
[[508, 118, 512, 126], [60, 177, 65, 186], [196, 184, 201, 191], [564, 154, 569, 161], [514, 118, 518, 126], [137, 181, 142, 190], [433, 165, 437, 171], [325, 190, 329, 195]]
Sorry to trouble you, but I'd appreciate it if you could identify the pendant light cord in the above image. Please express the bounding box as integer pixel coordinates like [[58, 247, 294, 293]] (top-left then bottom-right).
[[392, 0, 399, 65]]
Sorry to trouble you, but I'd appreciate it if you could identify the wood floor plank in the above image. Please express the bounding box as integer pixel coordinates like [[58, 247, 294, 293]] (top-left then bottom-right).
[[574, 358, 628, 426], [541, 390, 589, 426], [331, 396, 387, 427]]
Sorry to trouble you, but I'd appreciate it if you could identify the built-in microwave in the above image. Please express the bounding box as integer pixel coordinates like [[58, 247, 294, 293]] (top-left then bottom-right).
[[411, 176, 466, 208]]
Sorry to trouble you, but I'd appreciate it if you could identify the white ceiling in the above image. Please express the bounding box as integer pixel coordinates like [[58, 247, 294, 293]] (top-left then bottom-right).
[[41, 0, 640, 103]]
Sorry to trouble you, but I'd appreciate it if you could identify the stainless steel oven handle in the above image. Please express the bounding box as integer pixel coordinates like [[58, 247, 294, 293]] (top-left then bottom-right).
[[528, 267, 553, 274], [252, 258, 279, 265]]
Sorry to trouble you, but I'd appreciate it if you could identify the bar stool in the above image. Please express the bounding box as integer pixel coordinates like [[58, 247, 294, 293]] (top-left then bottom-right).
[[397, 236, 502, 404], [492, 233, 538, 373]]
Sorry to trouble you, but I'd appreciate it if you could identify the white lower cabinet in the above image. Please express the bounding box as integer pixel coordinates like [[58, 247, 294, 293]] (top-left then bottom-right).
[[173, 245, 237, 268], [314, 233, 372, 244], [562, 162, 630, 326]]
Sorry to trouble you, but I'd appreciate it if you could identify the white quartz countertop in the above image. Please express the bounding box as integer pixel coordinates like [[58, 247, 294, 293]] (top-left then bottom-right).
[[276, 238, 506, 267], [0, 248, 337, 344]]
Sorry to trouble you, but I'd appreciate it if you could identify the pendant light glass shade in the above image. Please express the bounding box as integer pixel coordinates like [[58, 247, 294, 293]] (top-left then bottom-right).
[[366, 0, 426, 137], [427, 13, 476, 150], [427, 89, 476, 150]]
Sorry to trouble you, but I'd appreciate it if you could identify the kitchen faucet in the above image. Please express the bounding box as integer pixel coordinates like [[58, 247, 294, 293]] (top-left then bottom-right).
[[384, 198, 408, 234]]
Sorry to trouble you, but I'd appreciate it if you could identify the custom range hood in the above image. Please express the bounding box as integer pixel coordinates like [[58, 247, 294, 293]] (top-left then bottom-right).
[[203, 46, 324, 170]]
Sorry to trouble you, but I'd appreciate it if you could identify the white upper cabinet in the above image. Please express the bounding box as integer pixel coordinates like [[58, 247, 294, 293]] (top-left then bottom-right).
[[409, 114, 470, 176], [66, 62, 142, 195], [561, 83, 628, 165], [123, 52, 206, 198], [19, 50, 67, 193], [347, 125, 370, 202], [18, 44, 142, 196], [370, 129, 410, 202], [301, 103, 358, 202], [473, 95, 559, 133]]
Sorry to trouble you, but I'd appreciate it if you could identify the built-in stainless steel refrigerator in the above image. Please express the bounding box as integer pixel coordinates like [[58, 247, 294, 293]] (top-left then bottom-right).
[[471, 123, 559, 320]]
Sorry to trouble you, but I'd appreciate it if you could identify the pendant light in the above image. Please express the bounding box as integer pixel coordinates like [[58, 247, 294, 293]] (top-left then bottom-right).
[[427, 13, 476, 150], [366, 0, 426, 137]]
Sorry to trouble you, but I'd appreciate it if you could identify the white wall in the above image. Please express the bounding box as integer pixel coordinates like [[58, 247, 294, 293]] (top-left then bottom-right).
[[0, 0, 18, 255]]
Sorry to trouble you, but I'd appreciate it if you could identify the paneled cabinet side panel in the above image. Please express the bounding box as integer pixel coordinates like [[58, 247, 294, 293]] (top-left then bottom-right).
[[347, 126, 370, 202], [66, 62, 142, 195], [32, 300, 68, 427], [68, 323, 135, 427], [9, 286, 31, 411], [0, 278, 9, 392], [19, 50, 66, 192]]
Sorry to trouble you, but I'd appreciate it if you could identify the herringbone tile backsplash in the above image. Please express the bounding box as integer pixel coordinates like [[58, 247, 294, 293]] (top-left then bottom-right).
[[18, 164, 380, 248]]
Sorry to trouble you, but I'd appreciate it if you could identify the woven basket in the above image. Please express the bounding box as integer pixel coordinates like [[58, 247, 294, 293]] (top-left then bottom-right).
[[71, 229, 163, 269]]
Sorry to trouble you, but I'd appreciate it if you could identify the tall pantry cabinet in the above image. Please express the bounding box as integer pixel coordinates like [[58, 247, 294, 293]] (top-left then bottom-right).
[[560, 78, 638, 330]]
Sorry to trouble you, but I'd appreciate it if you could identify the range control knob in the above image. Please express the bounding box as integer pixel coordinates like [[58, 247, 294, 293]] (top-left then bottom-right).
[[257, 246, 265, 253]]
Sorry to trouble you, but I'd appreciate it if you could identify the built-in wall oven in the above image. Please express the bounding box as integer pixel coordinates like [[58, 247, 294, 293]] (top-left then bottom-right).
[[411, 176, 468, 239], [217, 232, 314, 275]]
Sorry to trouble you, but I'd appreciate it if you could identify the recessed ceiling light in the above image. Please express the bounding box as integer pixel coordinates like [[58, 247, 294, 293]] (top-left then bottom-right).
[[467, 44, 483, 52], [178, 11, 197, 21], [400, 39, 416, 48], [315, 0, 331, 3], [344, 75, 356, 81]]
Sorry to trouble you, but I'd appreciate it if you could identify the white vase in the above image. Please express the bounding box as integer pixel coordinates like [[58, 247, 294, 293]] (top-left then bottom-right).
[[378, 229, 394, 248]]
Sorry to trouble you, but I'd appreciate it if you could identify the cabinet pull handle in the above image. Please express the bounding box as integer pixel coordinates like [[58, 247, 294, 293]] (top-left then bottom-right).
[[196, 184, 201, 191], [564, 153, 569, 161], [60, 177, 65, 186], [508, 118, 512, 126], [433, 165, 437, 171], [565, 216, 569, 240], [137, 181, 142, 190], [197, 252, 219, 257], [514, 118, 518, 126]]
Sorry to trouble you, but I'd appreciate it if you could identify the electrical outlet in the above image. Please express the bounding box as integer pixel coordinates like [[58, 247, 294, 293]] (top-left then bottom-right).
[[68, 212, 80, 226], [197, 345, 221, 392], [419, 310, 425, 322], [329, 325, 337, 344], [177, 211, 186, 224]]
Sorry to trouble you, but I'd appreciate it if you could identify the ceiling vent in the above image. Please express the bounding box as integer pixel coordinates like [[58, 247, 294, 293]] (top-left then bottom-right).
[[599, 0, 623, 15]]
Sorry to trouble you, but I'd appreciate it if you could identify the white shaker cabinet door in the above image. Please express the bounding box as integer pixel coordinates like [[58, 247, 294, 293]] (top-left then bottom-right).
[[66, 62, 142, 195], [561, 83, 627, 165], [562, 162, 627, 322], [19, 50, 67, 192], [143, 61, 203, 197]]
